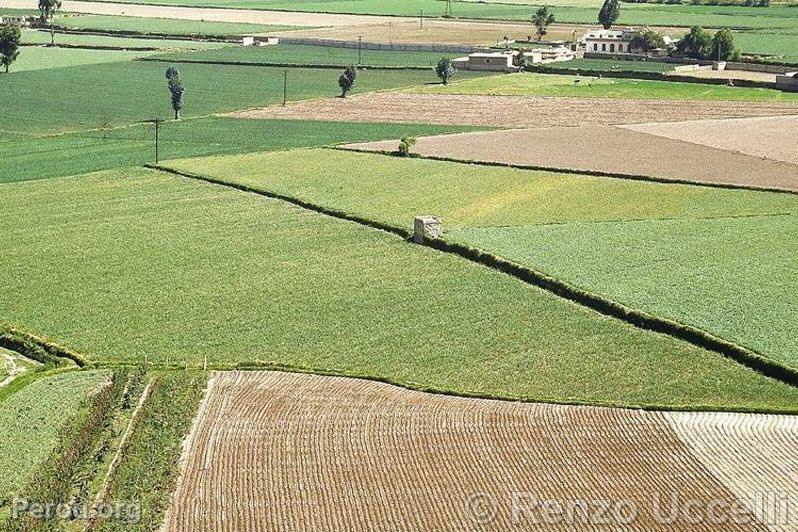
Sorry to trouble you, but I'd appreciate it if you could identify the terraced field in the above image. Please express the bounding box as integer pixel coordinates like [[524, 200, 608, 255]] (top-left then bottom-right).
[[165, 370, 798, 531], [166, 148, 798, 368], [2, 168, 797, 409]]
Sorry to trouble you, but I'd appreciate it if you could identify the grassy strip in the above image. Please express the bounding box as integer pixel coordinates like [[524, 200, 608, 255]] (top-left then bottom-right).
[[5, 370, 123, 531], [0, 324, 87, 367], [88, 371, 208, 532], [334, 146, 798, 196], [153, 164, 798, 389], [137, 56, 439, 70]]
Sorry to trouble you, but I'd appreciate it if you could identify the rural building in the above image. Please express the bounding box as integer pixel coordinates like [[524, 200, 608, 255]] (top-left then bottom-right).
[[0, 14, 34, 27], [776, 72, 798, 92], [582, 28, 634, 54], [452, 47, 575, 72], [241, 36, 280, 46]]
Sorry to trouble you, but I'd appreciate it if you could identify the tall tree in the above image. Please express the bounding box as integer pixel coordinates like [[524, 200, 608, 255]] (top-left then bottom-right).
[[435, 57, 456, 85], [0, 23, 21, 74], [675, 26, 712, 60], [38, 0, 62, 23], [166, 66, 185, 119], [598, 0, 620, 30], [532, 6, 555, 42], [338, 65, 357, 98], [710, 28, 737, 61]]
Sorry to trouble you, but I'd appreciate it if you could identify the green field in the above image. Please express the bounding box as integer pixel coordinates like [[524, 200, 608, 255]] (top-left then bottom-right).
[[52, 13, 302, 36], [151, 43, 460, 68], [0, 60, 484, 136], [539, 57, 678, 73], [0, 370, 108, 502], [7, 46, 153, 72], [733, 30, 798, 63], [0, 117, 483, 183], [410, 72, 798, 101], [164, 148, 798, 368], [1, 168, 797, 410], [21, 29, 231, 50]]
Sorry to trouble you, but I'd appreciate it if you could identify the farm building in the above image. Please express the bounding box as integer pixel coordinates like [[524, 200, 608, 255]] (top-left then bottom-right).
[[241, 36, 280, 46], [0, 14, 34, 27], [582, 28, 634, 54], [452, 47, 574, 72]]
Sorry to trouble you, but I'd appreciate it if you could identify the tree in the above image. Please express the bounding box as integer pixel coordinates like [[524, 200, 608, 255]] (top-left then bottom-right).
[[629, 27, 665, 53], [531, 6, 555, 41], [338, 65, 357, 98], [516, 49, 528, 70], [38, 0, 62, 23], [0, 23, 21, 74], [710, 28, 738, 61], [675, 26, 712, 59], [598, 0, 620, 30], [435, 57, 456, 85], [397, 136, 416, 157], [166, 66, 185, 119]]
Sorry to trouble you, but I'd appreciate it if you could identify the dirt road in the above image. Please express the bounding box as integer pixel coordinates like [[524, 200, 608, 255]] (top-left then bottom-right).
[[164, 371, 798, 531]]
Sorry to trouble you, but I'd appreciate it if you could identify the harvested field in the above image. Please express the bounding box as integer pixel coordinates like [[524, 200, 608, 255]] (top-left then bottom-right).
[[624, 115, 798, 166], [344, 125, 798, 192], [272, 21, 596, 46], [232, 93, 798, 128], [669, 68, 779, 83], [165, 371, 798, 531]]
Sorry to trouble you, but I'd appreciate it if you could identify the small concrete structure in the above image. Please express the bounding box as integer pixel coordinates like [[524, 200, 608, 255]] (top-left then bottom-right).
[[0, 14, 34, 27], [242, 36, 280, 46], [413, 216, 443, 243], [452, 51, 519, 73], [526, 46, 577, 64], [582, 28, 634, 54]]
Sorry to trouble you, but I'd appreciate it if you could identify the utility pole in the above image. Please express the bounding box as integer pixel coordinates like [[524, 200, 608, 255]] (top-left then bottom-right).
[[146, 117, 163, 164], [358, 35, 363, 66], [282, 69, 288, 106]]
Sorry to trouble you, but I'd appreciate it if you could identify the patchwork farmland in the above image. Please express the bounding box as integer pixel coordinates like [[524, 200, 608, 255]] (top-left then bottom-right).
[[0, 0, 796, 530]]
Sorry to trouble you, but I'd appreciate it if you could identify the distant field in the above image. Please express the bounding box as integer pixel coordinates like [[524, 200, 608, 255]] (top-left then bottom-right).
[[734, 30, 798, 62], [0, 60, 481, 135], [410, 72, 798, 101], [21, 29, 230, 50], [2, 168, 797, 410], [7, 46, 151, 72], [52, 13, 303, 36], [0, 370, 108, 503], [0, 117, 484, 183], [165, 148, 798, 367], [151, 44, 456, 68]]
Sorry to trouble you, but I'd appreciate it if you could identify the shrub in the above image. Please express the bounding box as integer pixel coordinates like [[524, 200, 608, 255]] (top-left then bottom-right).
[[397, 136, 417, 157]]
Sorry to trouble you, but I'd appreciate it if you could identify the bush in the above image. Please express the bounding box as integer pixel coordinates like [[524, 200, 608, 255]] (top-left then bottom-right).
[[397, 136, 417, 157]]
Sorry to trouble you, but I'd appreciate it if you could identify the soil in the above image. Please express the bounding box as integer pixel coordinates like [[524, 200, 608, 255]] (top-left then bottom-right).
[[164, 370, 792, 531]]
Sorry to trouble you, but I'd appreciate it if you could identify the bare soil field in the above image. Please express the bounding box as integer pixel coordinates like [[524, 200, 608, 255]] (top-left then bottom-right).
[[343, 125, 798, 191], [624, 115, 798, 166], [233, 92, 798, 129], [0, 0, 398, 26], [670, 69, 779, 83], [164, 371, 797, 531], [273, 21, 599, 46]]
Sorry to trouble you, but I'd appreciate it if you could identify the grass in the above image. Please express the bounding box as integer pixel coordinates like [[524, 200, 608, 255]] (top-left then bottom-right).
[[92, 371, 207, 532], [0, 348, 39, 381], [0, 118, 484, 183], [52, 13, 302, 36], [0, 370, 109, 504], [2, 167, 798, 410], [540, 57, 678, 73], [409, 72, 798, 101], [734, 29, 798, 63], [0, 60, 483, 136], [164, 148, 798, 369], [150, 43, 461, 68], [6, 46, 153, 73], [21, 29, 231, 50]]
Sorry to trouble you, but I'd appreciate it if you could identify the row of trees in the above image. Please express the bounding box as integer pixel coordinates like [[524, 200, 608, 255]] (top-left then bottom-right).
[[675, 26, 739, 61], [529, 0, 621, 43]]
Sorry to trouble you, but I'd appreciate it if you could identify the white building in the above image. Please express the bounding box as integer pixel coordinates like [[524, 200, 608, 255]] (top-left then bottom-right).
[[452, 47, 575, 72], [241, 36, 280, 46], [0, 14, 34, 27], [582, 28, 634, 54]]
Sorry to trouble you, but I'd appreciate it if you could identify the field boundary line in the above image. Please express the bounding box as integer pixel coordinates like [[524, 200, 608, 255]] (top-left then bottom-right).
[[0, 323, 87, 367], [333, 146, 798, 196], [136, 56, 435, 71], [148, 164, 798, 391]]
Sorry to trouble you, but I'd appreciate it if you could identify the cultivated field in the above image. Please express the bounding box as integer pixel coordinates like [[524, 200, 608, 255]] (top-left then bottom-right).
[[234, 92, 798, 128], [344, 126, 798, 191], [167, 148, 798, 367], [51, 13, 302, 35], [164, 371, 797, 531], [624, 115, 798, 165], [3, 168, 797, 410]]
